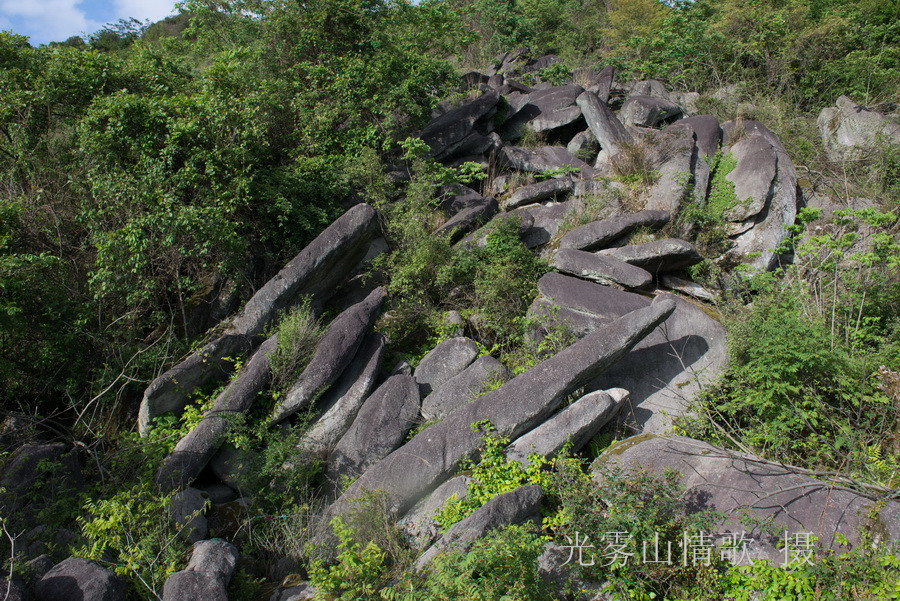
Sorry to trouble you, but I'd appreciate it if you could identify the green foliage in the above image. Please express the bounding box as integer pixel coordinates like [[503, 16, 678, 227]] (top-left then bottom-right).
[[679, 150, 740, 256], [309, 517, 390, 601], [267, 299, 324, 392]]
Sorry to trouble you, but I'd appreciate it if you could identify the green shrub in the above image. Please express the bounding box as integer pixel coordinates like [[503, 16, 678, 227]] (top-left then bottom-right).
[[267, 299, 324, 393]]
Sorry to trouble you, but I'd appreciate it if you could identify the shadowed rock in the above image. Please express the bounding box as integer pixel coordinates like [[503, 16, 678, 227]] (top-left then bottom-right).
[[598, 238, 702, 274], [566, 129, 599, 160], [660, 274, 716, 302], [576, 91, 631, 158], [668, 115, 722, 158], [271, 287, 386, 424], [398, 475, 473, 550], [559, 210, 670, 251], [499, 85, 584, 140], [420, 91, 500, 161], [503, 176, 574, 210], [162, 539, 238, 601], [421, 355, 512, 420], [435, 197, 499, 242], [170, 487, 209, 543], [499, 146, 595, 176], [620, 95, 682, 127], [36, 557, 124, 601], [552, 249, 653, 290], [414, 337, 480, 396], [331, 300, 675, 517], [573, 65, 615, 102]]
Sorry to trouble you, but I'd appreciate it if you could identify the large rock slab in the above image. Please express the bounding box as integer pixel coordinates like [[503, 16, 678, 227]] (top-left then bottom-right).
[[598, 238, 702, 274], [299, 333, 385, 458], [516, 199, 580, 248], [415, 485, 545, 570], [162, 539, 238, 601], [573, 65, 615, 102], [576, 91, 631, 158], [1, 443, 81, 516], [818, 95, 900, 161], [421, 355, 512, 420], [552, 249, 653, 290], [601, 436, 900, 563], [498, 145, 596, 176], [620, 95, 683, 127], [332, 300, 675, 516], [499, 85, 584, 140], [271, 287, 386, 424], [420, 91, 500, 161], [157, 335, 278, 491], [503, 176, 573, 210], [414, 337, 479, 396], [398, 475, 473, 550], [506, 389, 627, 467], [325, 374, 420, 489], [559, 210, 670, 251], [139, 203, 379, 435], [435, 197, 499, 243], [644, 126, 709, 214], [36, 557, 124, 601], [170, 487, 209, 543], [668, 115, 722, 158]]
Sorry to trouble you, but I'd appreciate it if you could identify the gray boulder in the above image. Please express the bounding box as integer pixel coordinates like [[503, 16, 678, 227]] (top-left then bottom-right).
[[668, 115, 722, 158], [139, 203, 378, 435], [620, 95, 682, 127], [0, 579, 29, 601], [420, 91, 500, 161], [552, 249, 653, 290], [576, 91, 631, 158], [398, 475, 473, 550], [660, 274, 717, 302], [438, 183, 485, 216], [162, 539, 238, 601], [499, 85, 584, 140], [325, 374, 420, 489], [559, 210, 670, 251], [644, 126, 709, 214], [627, 79, 669, 100], [573, 65, 615, 102], [566, 129, 599, 160], [601, 436, 900, 563], [36, 558, 124, 601], [503, 176, 573, 210], [421, 356, 512, 420], [300, 333, 385, 457], [414, 337, 479, 396], [332, 300, 675, 517], [598, 238, 702, 274], [271, 287, 386, 424], [506, 389, 628, 467], [209, 444, 257, 493], [498, 145, 595, 176], [818, 95, 900, 161], [1, 443, 81, 516], [435, 197, 499, 242], [170, 487, 209, 543], [415, 485, 544, 570], [157, 335, 278, 491]]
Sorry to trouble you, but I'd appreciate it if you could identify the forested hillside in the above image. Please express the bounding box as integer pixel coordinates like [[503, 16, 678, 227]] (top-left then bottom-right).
[[0, 0, 897, 599]]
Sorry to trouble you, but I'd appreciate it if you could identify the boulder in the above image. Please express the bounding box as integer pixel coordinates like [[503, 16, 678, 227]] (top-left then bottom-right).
[[415, 485, 545, 570], [170, 487, 209, 543], [551, 249, 653, 290], [566, 129, 599, 160], [209, 444, 257, 493], [499, 145, 596, 177], [601, 436, 900, 563], [643, 126, 709, 214], [36, 557, 124, 601], [559, 210, 670, 251], [398, 475, 473, 550], [627, 79, 669, 100], [660, 274, 717, 302], [668, 115, 722, 159], [421, 356, 512, 421], [574, 66, 615, 102], [332, 300, 675, 517], [325, 374, 420, 488], [506, 389, 628, 467], [503, 176, 574, 210], [299, 333, 385, 457], [597, 238, 702, 274], [271, 287, 386, 424], [162, 539, 238, 601], [157, 335, 278, 491], [438, 183, 486, 216], [414, 337, 479, 396], [576, 91, 631, 158], [139, 203, 379, 435], [435, 197, 499, 242], [817, 95, 900, 161], [620, 95, 682, 128], [1, 443, 81, 516], [272, 583, 318, 601], [419, 91, 500, 161], [498, 85, 584, 141], [0, 579, 29, 601]]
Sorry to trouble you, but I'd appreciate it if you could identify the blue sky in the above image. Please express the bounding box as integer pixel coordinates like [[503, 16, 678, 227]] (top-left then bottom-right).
[[0, 0, 177, 45]]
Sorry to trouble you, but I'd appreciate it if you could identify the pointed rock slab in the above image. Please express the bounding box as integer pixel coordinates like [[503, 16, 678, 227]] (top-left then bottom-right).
[[435, 197, 499, 243], [299, 333, 385, 458], [660, 274, 717, 302], [498, 145, 596, 177], [498, 84, 584, 140], [600, 436, 900, 564], [325, 374, 420, 488], [576, 91, 631, 158], [552, 249, 653, 290], [414, 337, 479, 396], [507, 389, 628, 467], [420, 90, 500, 161], [560, 210, 670, 251], [438, 183, 486, 216], [503, 176, 573, 210], [162, 539, 238, 601], [398, 475, 473, 550], [331, 300, 675, 517], [414, 485, 545, 571], [573, 65, 615, 102], [421, 355, 512, 421], [620, 95, 683, 127], [139, 203, 378, 435], [643, 126, 709, 214], [271, 287, 386, 424], [157, 335, 278, 491], [598, 239, 702, 274], [627, 79, 670, 100], [724, 135, 778, 222], [566, 129, 599, 159], [668, 115, 722, 159]]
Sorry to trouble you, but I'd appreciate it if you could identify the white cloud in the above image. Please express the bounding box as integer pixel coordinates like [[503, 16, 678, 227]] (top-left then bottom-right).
[[113, 0, 175, 24], [0, 0, 101, 43]]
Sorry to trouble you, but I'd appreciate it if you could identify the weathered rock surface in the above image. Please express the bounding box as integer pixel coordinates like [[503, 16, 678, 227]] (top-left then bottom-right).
[[552, 249, 653, 289], [157, 335, 278, 491], [36, 558, 124, 601], [566, 129, 599, 159], [517, 199, 580, 248], [420, 90, 500, 161], [644, 126, 709, 213], [668, 115, 722, 158], [332, 300, 675, 517], [576, 91, 631, 158], [598, 238, 702, 273], [660, 274, 717, 302], [559, 210, 670, 251], [818, 95, 900, 161], [272, 287, 386, 424], [0, 579, 29, 601], [620, 95, 683, 127], [421, 355, 512, 420], [506, 389, 628, 467], [325, 374, 420, 488], [628, 79, 670, 100], [170, 487, 209, 543], [300, 333, 385, 457], [503, 176, 573, 209], [398, 475, 473, 550], [414, 337, 480, 396], [1, 443, 81, 516], [415, 485, 545, 570], [574, 65, 615, 102], [162, 539, 238, 601], [139, 203, 378, 435], [435, 197, 499, 242], [499, 145, 596, 176], [438, 183, 485, 216], [601, 436, 900, 563], [499, 85, 584, 140]]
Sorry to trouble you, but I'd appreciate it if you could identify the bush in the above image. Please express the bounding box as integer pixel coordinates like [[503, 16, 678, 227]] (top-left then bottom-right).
[[267, 299, 324, 393]]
